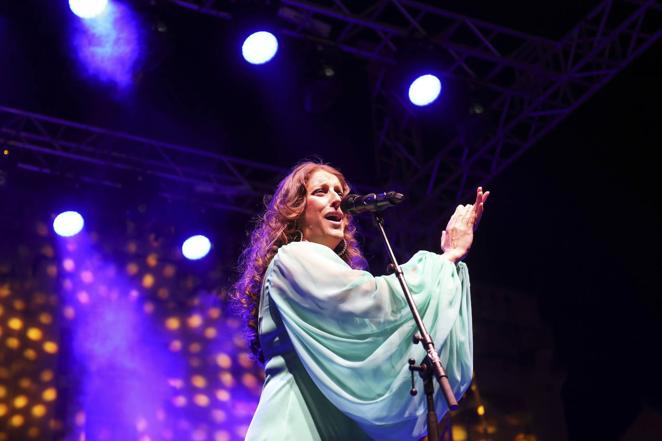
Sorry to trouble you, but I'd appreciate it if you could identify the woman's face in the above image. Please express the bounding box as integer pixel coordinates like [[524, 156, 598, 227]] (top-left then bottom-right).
[[301, 169, 346, 250]]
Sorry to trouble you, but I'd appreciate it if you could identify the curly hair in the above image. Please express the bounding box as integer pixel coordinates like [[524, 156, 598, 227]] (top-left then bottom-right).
[[231, 161, 367, 363]]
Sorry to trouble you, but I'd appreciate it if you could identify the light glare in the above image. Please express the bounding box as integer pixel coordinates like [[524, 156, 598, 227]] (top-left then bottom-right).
[[182, 235, 212, 260], [408, 74, 442, 106], [53, 211, 85, 237], [242, 31, 278, 65], [69, 0, 109, 19]]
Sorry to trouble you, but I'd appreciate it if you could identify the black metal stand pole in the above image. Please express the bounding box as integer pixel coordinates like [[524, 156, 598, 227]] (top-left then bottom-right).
[[373, 213, 458, 440]]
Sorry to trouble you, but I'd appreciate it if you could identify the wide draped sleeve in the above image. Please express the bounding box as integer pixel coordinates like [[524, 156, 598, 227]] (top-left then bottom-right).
[[263, 241, 473, 440]]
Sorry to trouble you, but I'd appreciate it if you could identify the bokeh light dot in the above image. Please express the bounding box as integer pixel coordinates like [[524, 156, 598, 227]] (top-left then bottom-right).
[[172, 395, 187, 407], [163, 264, 176, 278], [208, 307, 221, 319], [187, 314, 203, 328], [157, 288, 169, 299], [62, 259, 76, 272], [10, 414, 25, 427], [242, 373, 258, 388], [215, 353, 232, 369], [14, 394, 29, 408], [26, 327, 43, 341], [191, 375, 207, 388], [27, 427, 40, 438], [8, 317, 23, 330], [74, 411, 85, 426], [6, 337, 20, 349], [204, 327, 217, 339], [146, 253, 159, 268], [0, 403, 8, 417], [0, 385, 6, 398], [136, 417, 148, 432], [193, 393, 210, 407], [188, 342, 202, 353], [126, 262, 139, 276], [40, 369, 54, 382], [143, 302, 155, 314], [38, 312, 53, 325], [46, 264, 58, 278], [18, 377, 32, 388], [211, 410, 226, 423], [214, 430, 230, 441], [23, 348, 38, 360], [219, 372, 235, 388], [63, 306, 75, 320], [43, 341, 58, 354], [169, 340, 182, 352], [215, 389, 230, 402], [13, 299, 26, 311], [165, 317, 180, 331], [80, 271, 94, 284], [192, 429, 207, 441], [31, 404, 47, 418], [238, 352, 253, 368], [42, 387, 57, 402], [142, 273, 155, 289]]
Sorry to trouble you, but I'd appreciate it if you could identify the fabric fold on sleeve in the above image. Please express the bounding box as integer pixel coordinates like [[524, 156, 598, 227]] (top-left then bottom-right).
[[265, 241, 473, 440]]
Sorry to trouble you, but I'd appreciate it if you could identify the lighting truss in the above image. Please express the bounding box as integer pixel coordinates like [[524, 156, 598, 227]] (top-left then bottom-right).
[[0, 105, 285, 214], [167, 0, 661, 250]]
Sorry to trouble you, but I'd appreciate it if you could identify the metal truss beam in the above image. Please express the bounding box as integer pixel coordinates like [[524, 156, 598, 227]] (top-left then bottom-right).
[[169, 0, 560, 97], [0, 105, 285, 214], [405, 0, 661, 242]]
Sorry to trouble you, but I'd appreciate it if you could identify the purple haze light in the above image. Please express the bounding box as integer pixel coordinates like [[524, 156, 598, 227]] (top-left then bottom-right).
[[242, 31, 279, 65], [408, 74, 442, 106], [182, 235, 212, 260], [53, 211, 85, 237], [71, 1, 141, 90], [69, 0, 109, 19]]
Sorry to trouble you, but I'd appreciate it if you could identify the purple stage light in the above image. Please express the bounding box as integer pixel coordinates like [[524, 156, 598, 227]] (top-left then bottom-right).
[[71, 1, 141, 90], [69, 0, 109, 19], [53, 211, 85, 237], [408, 74, 442, 107], [241, 31, 278, 65], [182, 235, 212, 260]]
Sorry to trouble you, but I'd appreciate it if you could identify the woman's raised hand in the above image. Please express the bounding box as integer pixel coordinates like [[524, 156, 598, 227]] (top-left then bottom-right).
[[440, 187, 490, 263]]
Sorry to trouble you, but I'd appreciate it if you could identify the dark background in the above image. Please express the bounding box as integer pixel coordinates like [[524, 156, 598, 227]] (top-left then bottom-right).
[[2, 1, 661, 440]]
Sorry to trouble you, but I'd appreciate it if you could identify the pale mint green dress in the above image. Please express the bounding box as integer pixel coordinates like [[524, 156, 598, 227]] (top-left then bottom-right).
[[245, 241, 473, 440]]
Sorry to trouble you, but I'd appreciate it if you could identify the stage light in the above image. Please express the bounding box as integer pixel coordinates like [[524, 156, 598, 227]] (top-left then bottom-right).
[[241, 31, 278, 65], [53, 211, 85, 237], [69, 0, 108, 19], [181, 235, 211, 260], [408, 74, 442, 106]]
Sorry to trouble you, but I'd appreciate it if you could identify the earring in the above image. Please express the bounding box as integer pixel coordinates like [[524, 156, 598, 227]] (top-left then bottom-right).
[[335, 238, 347, 256], [292, 230, 303, 242]]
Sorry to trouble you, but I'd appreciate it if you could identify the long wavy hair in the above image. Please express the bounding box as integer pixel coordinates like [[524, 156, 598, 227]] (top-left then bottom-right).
[[231, 161, 367, 362]]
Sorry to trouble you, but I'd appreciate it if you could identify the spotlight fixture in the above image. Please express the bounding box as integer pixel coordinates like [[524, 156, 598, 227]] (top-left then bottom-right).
[[53, 211, 85, 237], [241, 31, 279, 65], [69, 0, 109, 19], [408, 74, 442, 107], [181, 235, 212, 260]]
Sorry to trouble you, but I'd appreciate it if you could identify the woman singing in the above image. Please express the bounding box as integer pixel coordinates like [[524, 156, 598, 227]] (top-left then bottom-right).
[[232, 161, 489, 440]]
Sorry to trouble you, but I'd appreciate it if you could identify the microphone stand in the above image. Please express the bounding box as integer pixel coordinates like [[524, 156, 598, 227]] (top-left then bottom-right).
[[373, 213, 458, 441]]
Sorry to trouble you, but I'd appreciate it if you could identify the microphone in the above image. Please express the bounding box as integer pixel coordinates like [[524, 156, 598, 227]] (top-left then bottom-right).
[[341, 191, 405, 214]]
